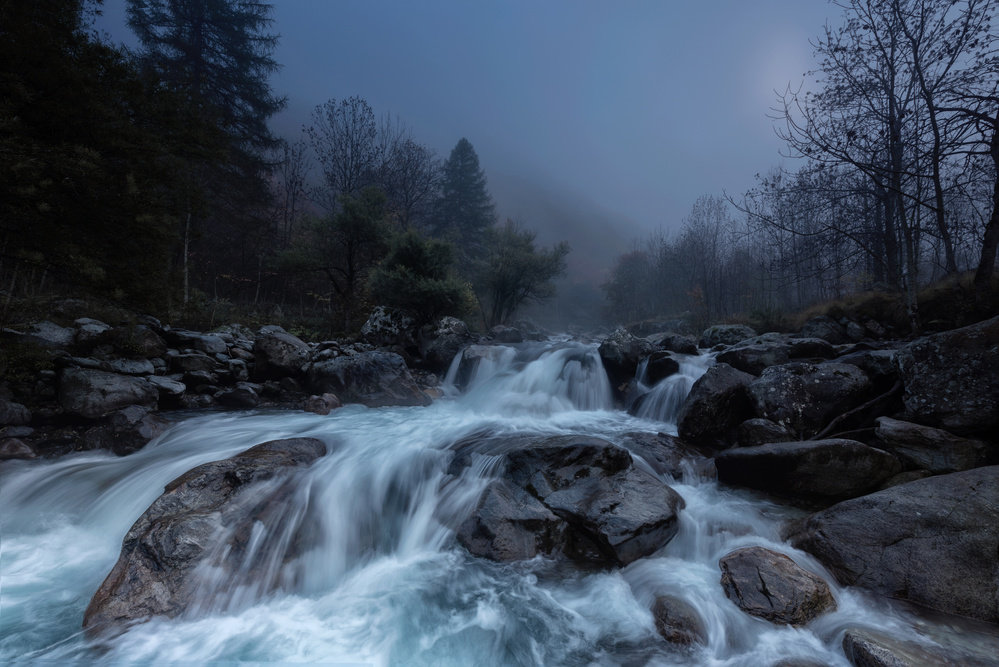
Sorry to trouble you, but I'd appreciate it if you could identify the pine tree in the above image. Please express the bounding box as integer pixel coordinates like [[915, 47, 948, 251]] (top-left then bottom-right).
[[432, 138, 496, 261]]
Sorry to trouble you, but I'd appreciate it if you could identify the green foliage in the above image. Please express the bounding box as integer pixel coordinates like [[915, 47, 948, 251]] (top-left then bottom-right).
[[479, 220, 570, 327], [368, 230, 474, 326], [432, 138, 496, 265]]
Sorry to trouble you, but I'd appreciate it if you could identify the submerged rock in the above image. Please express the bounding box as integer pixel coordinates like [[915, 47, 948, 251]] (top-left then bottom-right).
[[651, 594, 706, 645], [83, 437, 327, 634], [454, 434, 685, 566], [788, 466, 999, 623], [598, 329, 654, 395], [719, 546, 836, 626]]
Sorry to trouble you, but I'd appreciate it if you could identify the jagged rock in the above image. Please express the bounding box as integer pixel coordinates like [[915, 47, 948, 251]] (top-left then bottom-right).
[[651, 595, 706, 645], [736, 418, 792, 448], [799, 316, 847, 344], [677, 363, 755, 448], [715, 439, 901, 501], [252, 325, 311, 381], [788, 466, 999, 623], [746, 363, 872, 438], [419, 316, 475, 374], [0, 438, 37, 460], [874, 417, 991, 473], [216, 384, 259, 409], [645, 351, 680, 384], [58, 368, 158, 419], [307, 351, 431, 408], [79, 406, 167, 456], [598, 329, 654, 394], [895, 315, 999, 435], [0, 398, 31, 426], [303, 393, 341, 415], [83, 438, 327, 634], [454, 434, 685, 566], [647, 332, 699, 356], [360, 306, 415, 349], [719, 546, 836, 626], [699, 324, 757, 348], [716, 343, 791, 376]]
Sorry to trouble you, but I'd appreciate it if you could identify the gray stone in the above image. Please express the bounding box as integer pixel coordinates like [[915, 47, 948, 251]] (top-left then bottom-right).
[[699, 324, 757, 348], [715, 439, 901, 501], [58, 368, 158, 419], [736, 418, 792, 448], [216, 384, 259, 409], [787, 337, 837, 359], [677, 363, 755, 448], [645, 351, 680, 384], [716, 343, 791, 376], [80, 406, 167, 456], [599, 329, 655, 393], [253, 326, 311, 380], [303, 393, 341, 415], [0, 398, 31, 426], [875, 417, 991, 473], [170, 353, 218, 373], [719, 546, 836, 626], [799, 316, 847, 344], [0, 438, 37, 461], [651, 595, 706, 645], [646, 332, 698, 356], [146, 375, 187, 397], [419, 316, 475, 374], [105, 358, 155, 376], [788, 466, 999, 623], [307, 351, 431, 408], [24, 321, 76, 349]]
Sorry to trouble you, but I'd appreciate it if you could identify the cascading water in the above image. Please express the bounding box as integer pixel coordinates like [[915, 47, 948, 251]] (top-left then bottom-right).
[[0, 340, 982, 665], [628, 354, 713, 423]]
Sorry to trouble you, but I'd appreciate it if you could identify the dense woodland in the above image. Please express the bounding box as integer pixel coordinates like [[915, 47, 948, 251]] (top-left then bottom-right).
[[604, 0, 999, 334], [2, 0, 998, 338]]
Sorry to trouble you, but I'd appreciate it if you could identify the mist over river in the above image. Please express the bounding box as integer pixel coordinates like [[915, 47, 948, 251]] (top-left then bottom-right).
[[0, 341, 978, 666]]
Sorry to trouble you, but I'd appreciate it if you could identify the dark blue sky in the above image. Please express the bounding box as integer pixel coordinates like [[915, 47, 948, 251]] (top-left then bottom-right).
[[96, 0, 837, 277]]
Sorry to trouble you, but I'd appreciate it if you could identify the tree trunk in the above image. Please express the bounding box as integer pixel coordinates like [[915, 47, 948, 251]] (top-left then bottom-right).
[[973, 117, 999, 303]]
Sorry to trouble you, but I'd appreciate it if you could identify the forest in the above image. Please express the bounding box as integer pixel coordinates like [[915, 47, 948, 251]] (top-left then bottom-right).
[[2, 0, 998, 337]]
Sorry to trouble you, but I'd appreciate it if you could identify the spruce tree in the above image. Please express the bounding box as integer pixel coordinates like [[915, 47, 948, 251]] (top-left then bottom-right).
[[433, 138, 496, 261]]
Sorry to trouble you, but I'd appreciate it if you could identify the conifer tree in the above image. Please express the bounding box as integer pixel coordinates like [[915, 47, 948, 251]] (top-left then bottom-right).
[[432, 138, 496, 261]]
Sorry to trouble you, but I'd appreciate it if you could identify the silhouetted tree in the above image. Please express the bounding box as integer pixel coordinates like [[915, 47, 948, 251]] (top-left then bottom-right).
[[433, 138, 496, 264]]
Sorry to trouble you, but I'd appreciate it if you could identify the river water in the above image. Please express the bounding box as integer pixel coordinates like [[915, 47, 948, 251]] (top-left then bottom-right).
[[0, 341, 963, 665]]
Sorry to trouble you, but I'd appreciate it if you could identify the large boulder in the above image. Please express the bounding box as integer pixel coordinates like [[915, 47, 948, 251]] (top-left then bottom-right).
[[699, 324, 757, 348], [874, 417, 991, 474], [618, 431, 712, 479], [746, 363, 872, 438], [163, 330, 227, 356], [716, 343, 791, 376], [650, 595, 706, 646], [307, 351, 431, 408], [21, 320, 76, 349], [676, 363, 755, 448], [360, 306, 416, 349], [253, 325, 311, 380], [0, 398, 31, 426], [79, 406, 167, 456], [894, 316, 999, 435], [788, 466, 999, 623], [83, 437, 327, 634], [715, 439, 901, 501], [419, 316, 475, 375], [598, 329, 654, 393], [58, 368, 158, 419], [719, 546, 836, 626], [454, 435, 685, 566], [647, 332, 699, 356], [798, 316, 847, 345], [97, 325, 168, 359]]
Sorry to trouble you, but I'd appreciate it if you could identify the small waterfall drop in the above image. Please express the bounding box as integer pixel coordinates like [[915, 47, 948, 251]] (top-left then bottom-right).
[[629, 353, 713, 424]]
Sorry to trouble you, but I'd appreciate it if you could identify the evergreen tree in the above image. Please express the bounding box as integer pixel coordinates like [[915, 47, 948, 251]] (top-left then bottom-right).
[[432, 138, 496, 262]]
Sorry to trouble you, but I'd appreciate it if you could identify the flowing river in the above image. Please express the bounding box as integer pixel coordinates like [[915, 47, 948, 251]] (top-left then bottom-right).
[[0, 341, 975, 665]]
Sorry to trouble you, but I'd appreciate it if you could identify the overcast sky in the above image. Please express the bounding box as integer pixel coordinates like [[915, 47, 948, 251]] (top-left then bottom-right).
[[95, 0, 839, 277]]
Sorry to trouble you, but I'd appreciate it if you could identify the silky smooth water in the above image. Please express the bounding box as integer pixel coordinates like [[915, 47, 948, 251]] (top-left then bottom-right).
[[0, 342, 956, 665]]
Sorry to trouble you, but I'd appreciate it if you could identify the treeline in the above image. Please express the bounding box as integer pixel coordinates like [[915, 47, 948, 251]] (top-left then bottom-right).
[[1, 0, 568, 334], [604, 0, 999, 332]]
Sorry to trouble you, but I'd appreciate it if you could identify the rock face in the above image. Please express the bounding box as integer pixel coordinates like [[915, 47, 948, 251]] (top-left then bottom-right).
[[699, 324, 757, 348], [719, 547, 836, 626], [746, 363, 872, 438], [253, 325, 311, 381], [58, 368, 158, 419], [307, 351, 431, 408], [895, 315, 999, 435], [676, 363, 755, 447], [83, 437, 327, 634], [788, 466, 999, 623], [715, 439, 901, 501], [454, 435, 685, 566], [874, 416, 991, 474]]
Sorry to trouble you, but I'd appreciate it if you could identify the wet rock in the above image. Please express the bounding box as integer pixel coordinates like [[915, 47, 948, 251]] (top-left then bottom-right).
[[598, 329, 654, 394], [620, 431, 712, 479], [716, 343, 791, 376], [79, 406, 167, 456], [651, 595, 706, 645], [895, 316, 999, 435], [799, 316, 847, 344], [647, 332, 699, 356], [303, 393, 341, 415], [699, 324, 757, 348], [491, 325, 524, 343], [253, 325, 311, 380], [874, 417, 991, 474], [449, 344, 513, 390], [0, 438, 37, 461], [719, 546, 836, 626], [715, 439, 901, 501], [736, 418, 793, 448], [788, 466, 999, 623], [307, 351, 431, 408], [418, 316, 475, 374], [0, 398, 31, 426], [83, 437, 327, 634], [455, 434, 685, 566], [676, 363, 755, 448], [645, 351, 680, 384], [216, 384, 259, 409], [746, 363, 872, 438], [841, 628, 974, 667], [58, 368, 158, 419]]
